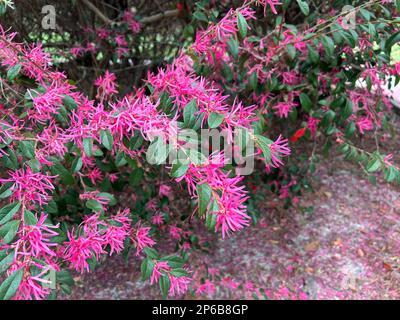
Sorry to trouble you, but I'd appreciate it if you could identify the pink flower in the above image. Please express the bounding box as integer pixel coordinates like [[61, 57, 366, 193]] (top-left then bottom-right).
[[149, 260, 191, 296], [62, 210, 132, 272], [169, 274, 191, 296], [62, 230, 105, 273], [70, 47, 84, 57], [196, 279, 216, 296], [22, 44, 50, 81], [356, 117, 374, 134], [159, 184, 172, 198], [108, 173, 119, 183], [254, 0, 282, 15], [169, 225, 183, 241], [80, 191, 111, 206], [94, 70, 118, 99], [132, 223, 156, 255], [15, 214, 59, 258], [86, 168, 103, 185], [103, 220, 131, 255], [307, 117, 320, 138], [0, 167, 55, 207], [151, 212, 165, 225], [273, 101, 297, 118], [221, 277, 240, 290], [268, 135, 291, 168], [13, 266, 56, 300], [150, 261, 170, 284], [28, 84, 70, 123]]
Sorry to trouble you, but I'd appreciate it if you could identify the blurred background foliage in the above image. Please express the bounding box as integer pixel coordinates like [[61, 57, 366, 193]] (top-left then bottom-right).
[[4, 0, 394, 94]]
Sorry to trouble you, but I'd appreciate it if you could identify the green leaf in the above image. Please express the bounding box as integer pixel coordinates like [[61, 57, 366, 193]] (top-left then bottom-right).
[[115, 151, 127, 167], [0, 220, 20, 244], [321, 36, 335, 56], [169, 268, 189, 277], [0, 4, 6, 16], [0, 269, 24, 300], [159, 255, 184, 268], [206, 199, 219, 230], [307, 44, 320, 64], [188, 149, 207, 165], [141, 258, 154, 281], [385, 31, 400, 55], [286, 44, 296, 59], [159, 275, 171, 298], [143, 247, 159, 260], [297, 0, 309, 16], [129, 168, 143, 186], [86, 199, 103, 212], [23, 209, 38, 226], [183, 99, 198, 128], [71, 157, 83, 173], [0, 185, 13, 200], [254, 134, 273, 163], [227, 37, 239, 59], [100, 129, 114, 151], [170, 162, 189, 178], [7, 64, 22, 81], [50, 162, 74, 185], [56, 270, 75, 287], [299, 92, 312, 113], [208, 112, 224, 129], [193, 11, 208, 23], [0, 148, 18, 169], [366, 158, 381, 173], [236, 11, 248, 38], [62, 95, 77, 110], [129, 134, 144, 150], [0, 202, 21, 225], [27, 158, 41, 172], [206, 212, 217, 231], [147, 136, 169, 165], [97, 192, 117, 206], [18, 140, 35, 159], [0, 251, 14, 274], [248, 72, 258, 90], [342, 99, 353, 120], [384, 165, 397, 183], [196, 183, 213, 216], [82, 138, 93, 157]]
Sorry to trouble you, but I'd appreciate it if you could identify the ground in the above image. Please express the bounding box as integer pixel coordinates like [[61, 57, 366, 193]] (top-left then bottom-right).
[[66, 148, 400, 300]]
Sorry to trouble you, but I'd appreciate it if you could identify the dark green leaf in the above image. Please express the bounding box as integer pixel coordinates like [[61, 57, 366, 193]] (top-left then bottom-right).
[[0, 251, 14, 274], [141, 258, 154, 281], [23, 209, 38, 226], [0, 202, 21, 225], [171, 162, 189, 178], [100, 129, 114, 151], [0, 269, 24, 300], [7, 64, 22, 81], [237, 11, 248, 38], [208, 112, 224, 129], [196, 183, 212, 216], [82, 138, 93, 157], [0, 220, 20, 244], [147, 136, 169, 165], [297, 0, 309, 15], [183, 99, 198, 128], [159, 275, 171, 298], [86, 199, 103, 212]]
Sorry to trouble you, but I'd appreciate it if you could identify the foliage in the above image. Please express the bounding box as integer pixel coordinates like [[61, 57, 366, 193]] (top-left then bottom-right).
[[0, 0, 399, 299]]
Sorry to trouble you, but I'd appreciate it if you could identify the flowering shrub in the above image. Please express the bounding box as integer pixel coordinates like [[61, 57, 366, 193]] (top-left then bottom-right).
[[0, 0, 399, 299]]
